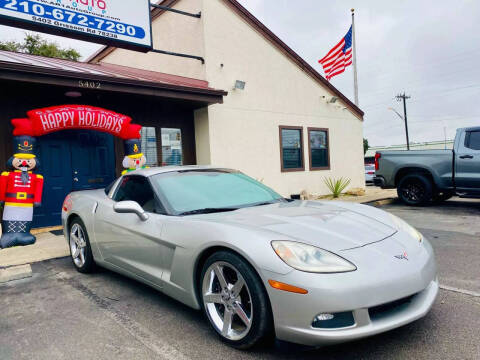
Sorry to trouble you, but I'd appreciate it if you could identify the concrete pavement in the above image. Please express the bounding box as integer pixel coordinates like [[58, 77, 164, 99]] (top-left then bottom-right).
[[0, 230, 68, 283], [0, 231, 68, 268]]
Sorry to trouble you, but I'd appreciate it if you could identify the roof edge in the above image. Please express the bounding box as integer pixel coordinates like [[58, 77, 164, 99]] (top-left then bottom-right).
[[0, 60, 227, 98]]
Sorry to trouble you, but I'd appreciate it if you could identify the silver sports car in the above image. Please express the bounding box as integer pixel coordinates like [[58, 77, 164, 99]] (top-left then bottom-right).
[[61, 166, 438, 349]]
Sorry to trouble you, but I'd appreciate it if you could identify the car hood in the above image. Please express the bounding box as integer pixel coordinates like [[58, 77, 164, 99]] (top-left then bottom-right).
[[197, 201, 397, 252]]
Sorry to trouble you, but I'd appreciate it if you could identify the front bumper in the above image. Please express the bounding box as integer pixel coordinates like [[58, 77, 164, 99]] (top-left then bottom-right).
[[272, 279, 438, 346], [263, 234, 438, 346]]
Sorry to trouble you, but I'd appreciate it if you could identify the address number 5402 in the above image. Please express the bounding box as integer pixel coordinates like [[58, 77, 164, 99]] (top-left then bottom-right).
[[78, 80, 101, 89]]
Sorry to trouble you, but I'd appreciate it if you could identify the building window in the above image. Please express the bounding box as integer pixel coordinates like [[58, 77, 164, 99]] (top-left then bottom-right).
[[308, 128, 330, 170], [161, 128, 183, 166], [140, 127, 158, 166], [279, 126, 304, 172]]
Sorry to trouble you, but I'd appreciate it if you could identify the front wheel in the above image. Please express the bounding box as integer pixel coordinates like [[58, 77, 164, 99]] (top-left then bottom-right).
[[69, 218, 96, 273], [397, 174, 433, 206], [200, 251, 272, 349]]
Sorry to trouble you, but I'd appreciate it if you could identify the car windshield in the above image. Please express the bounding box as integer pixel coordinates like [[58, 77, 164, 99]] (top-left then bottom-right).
[[150, 169, 284, 214]]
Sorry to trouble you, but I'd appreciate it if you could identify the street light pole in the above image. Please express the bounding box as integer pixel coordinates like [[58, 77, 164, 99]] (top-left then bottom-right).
[[395, 93, 411, 150]]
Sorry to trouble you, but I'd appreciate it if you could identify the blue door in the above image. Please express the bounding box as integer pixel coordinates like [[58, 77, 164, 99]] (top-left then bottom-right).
[[33, 134, 72, 228], [71, 131, 115, 192], [33, 130, 115, 228]]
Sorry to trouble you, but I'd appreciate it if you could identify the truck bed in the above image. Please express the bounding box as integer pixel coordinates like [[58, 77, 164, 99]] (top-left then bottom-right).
[[375, 149, 453, 189]]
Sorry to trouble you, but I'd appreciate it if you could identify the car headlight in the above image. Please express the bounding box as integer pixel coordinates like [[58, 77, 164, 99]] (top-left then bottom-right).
[[271, 241, 357, 273], [389, 214, 423, 243]]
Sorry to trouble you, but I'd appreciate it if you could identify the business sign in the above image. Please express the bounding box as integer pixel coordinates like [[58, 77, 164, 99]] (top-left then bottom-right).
[[11, 105, 142, 139], [0, 0, 152, 51]]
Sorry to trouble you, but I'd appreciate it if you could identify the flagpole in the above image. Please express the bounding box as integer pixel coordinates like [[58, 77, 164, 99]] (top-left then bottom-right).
[[351, 8, 359, 106]]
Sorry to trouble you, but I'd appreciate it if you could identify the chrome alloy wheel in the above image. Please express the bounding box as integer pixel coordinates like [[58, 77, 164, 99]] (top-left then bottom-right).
[[202, 261, 253, 341], [70, 223, 87, 268]]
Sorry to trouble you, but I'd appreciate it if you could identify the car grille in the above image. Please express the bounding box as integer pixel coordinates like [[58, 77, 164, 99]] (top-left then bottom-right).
[[368, 293, 417, 321]]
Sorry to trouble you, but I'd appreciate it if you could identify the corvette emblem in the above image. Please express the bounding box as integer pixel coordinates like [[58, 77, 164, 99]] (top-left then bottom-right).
[[394, 252, 408, 261]]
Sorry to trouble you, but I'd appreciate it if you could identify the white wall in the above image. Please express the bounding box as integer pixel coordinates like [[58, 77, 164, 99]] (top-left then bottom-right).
[[97, 0, 365, 196], [194, 107, 211, 164], [201, 0, 364, 196], [98, 0, 206, 80]]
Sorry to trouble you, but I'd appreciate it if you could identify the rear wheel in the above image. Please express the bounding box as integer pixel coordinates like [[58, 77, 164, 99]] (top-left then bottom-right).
[[200, 251, 272, 349], [397, 174, 433, 206], [69, 218, 95, 273]]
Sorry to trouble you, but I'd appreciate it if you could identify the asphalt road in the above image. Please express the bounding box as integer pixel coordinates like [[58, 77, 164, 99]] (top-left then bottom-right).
[[1, 198, 479, 360]]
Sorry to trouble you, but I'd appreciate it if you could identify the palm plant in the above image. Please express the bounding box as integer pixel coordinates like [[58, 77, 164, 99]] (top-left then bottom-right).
[[323, 177, 351, 198]]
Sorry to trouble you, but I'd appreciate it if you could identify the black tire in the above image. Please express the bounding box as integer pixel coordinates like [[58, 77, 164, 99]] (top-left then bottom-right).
[[200, 250, 273, 349], [397, 174, 433, 206], [68, 218, 96, 273]]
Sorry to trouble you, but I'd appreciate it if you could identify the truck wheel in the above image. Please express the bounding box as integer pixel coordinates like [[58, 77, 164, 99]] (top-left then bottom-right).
[[397, 174, 433, 206]]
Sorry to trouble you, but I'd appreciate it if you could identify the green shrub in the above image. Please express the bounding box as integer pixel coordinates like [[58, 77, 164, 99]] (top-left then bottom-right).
[[323, 177, 351, 198]]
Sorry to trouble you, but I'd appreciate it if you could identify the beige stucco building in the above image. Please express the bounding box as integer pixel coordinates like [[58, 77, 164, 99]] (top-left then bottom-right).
[[88, 0, 365, 197]]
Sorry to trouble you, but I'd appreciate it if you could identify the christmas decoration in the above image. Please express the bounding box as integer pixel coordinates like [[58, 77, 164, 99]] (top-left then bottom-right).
[[122, 139, 149, 175], [0, 136, 44, 249], [11, 105, 141, 140]]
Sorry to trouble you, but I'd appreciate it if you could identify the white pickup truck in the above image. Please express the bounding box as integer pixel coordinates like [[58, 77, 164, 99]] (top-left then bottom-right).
[[374, 127, 480, 205]]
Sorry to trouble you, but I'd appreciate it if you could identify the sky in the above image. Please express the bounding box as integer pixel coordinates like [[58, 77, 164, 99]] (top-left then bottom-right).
[[1, 0, 479, 147]]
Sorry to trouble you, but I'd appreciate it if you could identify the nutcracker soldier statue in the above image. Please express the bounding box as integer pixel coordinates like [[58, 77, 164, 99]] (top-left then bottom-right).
[[122, 139, 149, 175], [0, 136, 44, 249]]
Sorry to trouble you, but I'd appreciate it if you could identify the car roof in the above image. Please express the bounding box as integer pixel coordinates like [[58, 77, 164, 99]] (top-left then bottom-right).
[[127, 165, 230, 177]]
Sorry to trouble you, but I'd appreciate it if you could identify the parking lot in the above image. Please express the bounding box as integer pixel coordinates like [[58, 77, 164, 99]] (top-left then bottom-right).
[[1, 198, 479, 360]]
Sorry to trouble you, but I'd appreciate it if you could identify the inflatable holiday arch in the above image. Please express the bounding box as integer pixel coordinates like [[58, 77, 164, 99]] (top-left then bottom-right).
[[0, 105, 146, 249]]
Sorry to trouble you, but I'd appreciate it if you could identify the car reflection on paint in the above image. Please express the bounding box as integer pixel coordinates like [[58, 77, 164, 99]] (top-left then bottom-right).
[[61, 166, 438, 349]]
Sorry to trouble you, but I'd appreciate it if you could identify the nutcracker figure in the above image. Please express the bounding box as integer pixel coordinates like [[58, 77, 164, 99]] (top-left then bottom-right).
[[0, 136, 44, 249], [122, 139, 149, 175]]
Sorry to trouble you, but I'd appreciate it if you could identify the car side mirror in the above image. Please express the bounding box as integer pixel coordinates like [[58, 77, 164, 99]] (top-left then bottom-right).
[[113, 201, 149, 221]]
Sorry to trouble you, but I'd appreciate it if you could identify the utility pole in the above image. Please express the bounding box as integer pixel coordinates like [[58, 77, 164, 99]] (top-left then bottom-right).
[[395, 92, 411, 150]]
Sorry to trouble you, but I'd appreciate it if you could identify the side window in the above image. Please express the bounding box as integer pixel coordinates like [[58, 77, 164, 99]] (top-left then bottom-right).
[[464, 131, 480, 150], [113, 176, 157, 212], [140, 127, 158, 166], [279, 126, 304, 172], [308, 128, 330, 170], [161, 128, 183, 166]]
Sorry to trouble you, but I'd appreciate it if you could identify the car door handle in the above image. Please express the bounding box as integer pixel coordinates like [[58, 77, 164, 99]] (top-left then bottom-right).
[[459, 155, 474, 159]]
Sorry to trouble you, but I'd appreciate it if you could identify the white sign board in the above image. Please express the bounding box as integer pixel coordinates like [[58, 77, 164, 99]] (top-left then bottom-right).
[[0, 0, 152, 51]]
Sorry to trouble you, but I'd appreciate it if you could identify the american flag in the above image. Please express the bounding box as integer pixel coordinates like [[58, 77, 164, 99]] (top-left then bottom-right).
[[319, 26, 353, 81]]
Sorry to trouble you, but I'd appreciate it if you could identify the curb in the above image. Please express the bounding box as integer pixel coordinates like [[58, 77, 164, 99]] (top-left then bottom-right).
[[0, 264, 32, 283], [362, 198, 397, 206]]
